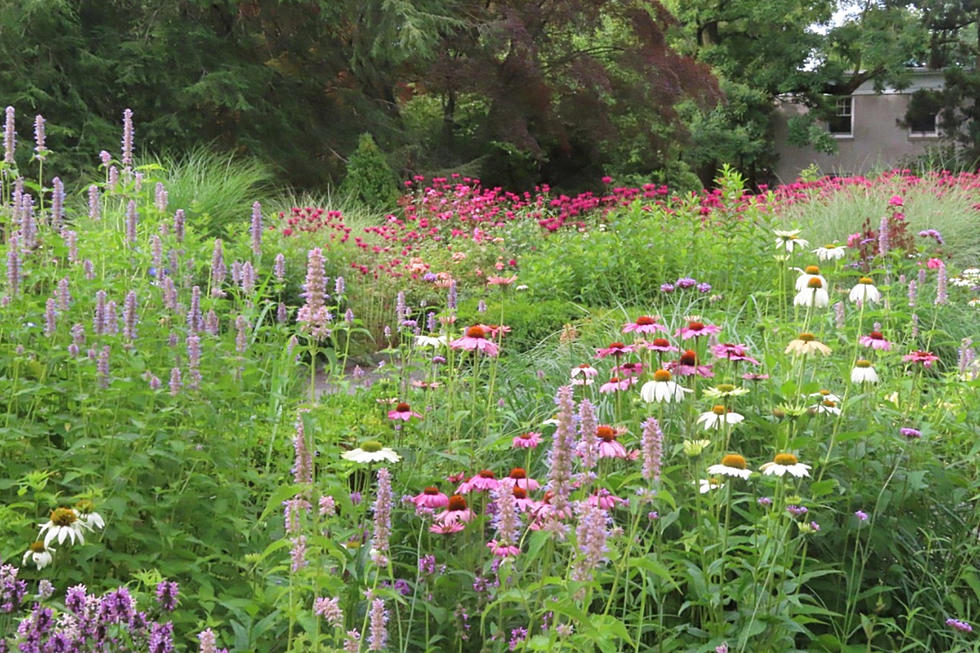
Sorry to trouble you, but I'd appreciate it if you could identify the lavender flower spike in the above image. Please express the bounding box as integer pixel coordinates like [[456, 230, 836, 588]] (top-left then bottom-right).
[[545, 385, 577, 519], [640, 417, 664, 483], [121, 108, 134, 169], [368, 598, 389, 652], [33, 115, 46, 156], [250, 201, 263, 255], [371, 468, 393, 567], [3, 106, 14, 164], [578, 398, 598, 471]]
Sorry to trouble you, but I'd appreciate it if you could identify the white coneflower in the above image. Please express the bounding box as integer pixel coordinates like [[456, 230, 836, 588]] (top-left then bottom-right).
[[640, 369, 691, 403], [698, 478, 723, 494], [774, 229, 809, 252], [785, 333, 831, 356], [759, 453, 811, 478], [813, 244, 845, 261], [342, 441, 401, 464], [793, 276, 829, 307], [850, 359, 879, 384], [794, 265, 828, 292], [696, 405, 745, 430], [706, 453, 753, 480], [37, 507, 86, 546], [849, 277, 881, 304], [22, 541, 54, 570]]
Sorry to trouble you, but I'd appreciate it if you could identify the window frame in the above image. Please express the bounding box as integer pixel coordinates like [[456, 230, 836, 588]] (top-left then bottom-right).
[[827, 96, 854, 139]]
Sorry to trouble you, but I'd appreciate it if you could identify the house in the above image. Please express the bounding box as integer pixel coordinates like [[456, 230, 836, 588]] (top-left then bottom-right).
[[771, 68, 945, 182]]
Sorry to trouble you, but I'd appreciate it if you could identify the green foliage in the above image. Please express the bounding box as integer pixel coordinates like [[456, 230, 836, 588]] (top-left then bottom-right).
[[150, 147, 274, 235], [458, 295, 586, 353], [338, 133, 399, 211]]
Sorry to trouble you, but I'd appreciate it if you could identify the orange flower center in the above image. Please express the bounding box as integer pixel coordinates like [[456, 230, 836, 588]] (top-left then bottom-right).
[[805, 265, 820, 274], [51, 507, 76, 526], [465, 325, 486, 338], [712, 405, 726, 415], [448, 495, 468, 511], [688, 321, 704, 330], [424, 486, 440, 495], [652, 338, 671, 347], [608, 376, 621, 383], [807, 277, 823, 288], [859, 277, 873, 285], [477, 470, 495, 479], [822, 400, 837, 407], [869, 331, 883, 339], [635, 315, 657, 325], [679, 350, 697, 365], [596, 425, 616, 439], [512, 487, 527, 499], [395, 402, 411, 413], [608, 341, 625, 349], [509, 467, 527, 479], [773, 453, 798, 465], [653, 369, 672, 382], [721, 454, 747, 469], [798, 333, 815, 342], [29, 541, 46, 553], [856, 359, 872, 368]]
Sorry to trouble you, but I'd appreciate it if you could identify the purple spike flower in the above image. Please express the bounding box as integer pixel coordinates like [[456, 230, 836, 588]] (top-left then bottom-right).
[[186, 333, 202, 389], [123, 290, 138, 340], [297, 247, 330, 339], [173, 209, 185, 242], [371, 468, 393, 567], [578, 398, 598, 471], [250, 201, 263, 255], [3, 106, 14, 164], [277, 302, 288, 324], [187, 286, 203, 333], [97, 345, 111, 388], [292, 412, 312, 485], [205, 309, 219, 336], [640, 417, 664, 483], [156, 581, 179, 611], [235, 315, 249, 354], [6, 240, 20, 297], [50, 177, 64, 228], [571, 501, 609, 582], [93, 290, 108, 335], [126, 200, 139, 245], [121, 108, 134, 170], [335, 275, 346, 296], [935, 263, 948, 305], [33, 114, 46, 156], [274, 253, 285, 282], [155, 182, 168, 212], [241, 261, 255, 294], [210, 239, 226, 297], [545, 386, 577, 519], [367, 598, 388, 651], [290, 535, 307, 573], [169, 367, 182, 396], [44, 298, 57, 337], [105, 300, 119, 334], [63, 229, 78, 263]]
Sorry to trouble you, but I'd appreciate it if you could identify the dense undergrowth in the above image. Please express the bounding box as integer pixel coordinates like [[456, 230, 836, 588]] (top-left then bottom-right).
[[1, 107, 979, 652]]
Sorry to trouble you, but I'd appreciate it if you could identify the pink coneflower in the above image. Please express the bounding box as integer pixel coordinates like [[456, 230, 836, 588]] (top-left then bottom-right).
[[667, 350, 714, 378], [486, 275, 517, 286], [640, 337, 679, 354], [903, 350, 940, 367], [457, 470, 500, 494], [436, 494, 475, 524], [613, 361, 644, 377], [742, 372, 770, 381], [587, 488, 628, 510], [595, 341, 634, 358], [411, 486, 449, 510], [512, 431, 542, 448], [712, 343, 761, 365], [676, 320, 721, 340], [430, 521, 466, 534], [499, 467, 541, 492], [599, 376, 637, 393], [511, 487, 535, 512], [859, 330, 893, 350], [570, 363, 598, 385], [622, 315, 667, 334], [595, 425, 629, 459], [387, 402, 421, 421], [450, 325, 499, 356]]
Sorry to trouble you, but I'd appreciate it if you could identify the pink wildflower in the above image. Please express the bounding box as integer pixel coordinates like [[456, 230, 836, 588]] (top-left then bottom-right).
[[387, 402, 421, 421], [712, 343, 761, 365], [622, 315, 667, 335], [450, 325, 499, 356], [903, 350, 940, 367], [859, 330, 893, 350], [456, 470, 500, 494], [599, 376, 637, 393], [498, 467, 541, 492], [595, 341, 634, 358], [676, 320, 721, 340], [436, 495, 475, 525], [512, 431, 542, 448], [411, 487, 449, 510]]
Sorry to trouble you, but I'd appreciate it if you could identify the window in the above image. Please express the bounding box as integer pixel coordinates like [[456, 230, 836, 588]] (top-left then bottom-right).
[[827, 97, 853, 136], [906, 89, 941, 137]]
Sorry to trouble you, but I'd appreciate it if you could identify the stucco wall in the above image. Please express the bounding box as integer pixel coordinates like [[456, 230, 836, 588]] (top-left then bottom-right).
[[772, 93, 941, 182]]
